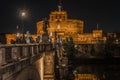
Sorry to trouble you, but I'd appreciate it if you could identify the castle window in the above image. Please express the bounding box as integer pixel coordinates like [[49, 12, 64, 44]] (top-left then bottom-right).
[[63, 16, 65, 20], [56, 16, 58, 19], [59, 15, 61, 19]]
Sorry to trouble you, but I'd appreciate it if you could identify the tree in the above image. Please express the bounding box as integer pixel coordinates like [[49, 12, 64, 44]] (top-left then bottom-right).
[[104, 37, 116, 58], [63, 37, 76, 60]]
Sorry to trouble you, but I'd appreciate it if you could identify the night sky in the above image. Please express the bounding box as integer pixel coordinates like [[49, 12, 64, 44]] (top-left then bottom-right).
[[0, 0, 120, 34]]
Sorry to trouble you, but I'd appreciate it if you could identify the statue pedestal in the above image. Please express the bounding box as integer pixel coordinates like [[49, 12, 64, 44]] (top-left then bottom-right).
[[42, 34, 49, 43]]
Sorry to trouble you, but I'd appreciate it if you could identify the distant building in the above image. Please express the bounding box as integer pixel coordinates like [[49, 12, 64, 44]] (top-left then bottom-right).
[[106, 32, 120, 44], [107, 32, 117, 38], [6, 34, 37, 44], [6, 34, 16, 44]]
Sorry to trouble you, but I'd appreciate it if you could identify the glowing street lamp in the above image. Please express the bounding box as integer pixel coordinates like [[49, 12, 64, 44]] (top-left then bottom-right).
[[21, 12, 26, 17]]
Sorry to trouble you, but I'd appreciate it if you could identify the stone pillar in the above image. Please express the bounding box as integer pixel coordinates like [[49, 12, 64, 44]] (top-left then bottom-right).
[[36, 46, 39, 54], [30, 46, 34, 56], [34, 46, 38, 54], [12, 47, 20, 61], [0, 48, 6, 65], [38, 44, 42, 52], [42, 34, 49, 43], [22, 47, 29, 57], [5, 47, 12, 63], [45, 44, 51, 51]]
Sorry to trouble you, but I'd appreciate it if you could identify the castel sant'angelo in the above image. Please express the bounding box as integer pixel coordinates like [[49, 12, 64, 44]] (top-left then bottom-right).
[[6, 3, 106, 44]]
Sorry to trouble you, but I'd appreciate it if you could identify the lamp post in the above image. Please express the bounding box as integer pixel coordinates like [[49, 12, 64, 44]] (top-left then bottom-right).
[[21, 11, 26, 38]]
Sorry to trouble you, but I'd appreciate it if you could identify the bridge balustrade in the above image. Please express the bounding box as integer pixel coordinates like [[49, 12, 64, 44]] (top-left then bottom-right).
[[0, 43, 52, 80]]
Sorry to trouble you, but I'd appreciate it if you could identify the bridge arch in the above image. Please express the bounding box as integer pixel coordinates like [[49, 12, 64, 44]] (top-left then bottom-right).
[[15, 65, 40, 80]]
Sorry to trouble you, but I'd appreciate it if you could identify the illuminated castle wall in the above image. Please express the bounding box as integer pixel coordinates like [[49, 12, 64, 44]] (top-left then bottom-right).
[[37, 10, 84, 41], [37, 6, 106, 44]]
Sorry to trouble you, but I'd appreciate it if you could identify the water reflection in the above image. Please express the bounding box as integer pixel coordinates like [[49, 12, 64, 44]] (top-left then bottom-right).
[[73, 65, 120, 80]]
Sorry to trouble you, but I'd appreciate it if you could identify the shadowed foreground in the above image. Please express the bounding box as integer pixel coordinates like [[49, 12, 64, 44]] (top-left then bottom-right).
[[15, 65, 40, 80]]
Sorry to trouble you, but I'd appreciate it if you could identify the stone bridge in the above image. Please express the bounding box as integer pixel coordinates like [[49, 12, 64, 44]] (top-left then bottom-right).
[[0, 43, 55, 80]]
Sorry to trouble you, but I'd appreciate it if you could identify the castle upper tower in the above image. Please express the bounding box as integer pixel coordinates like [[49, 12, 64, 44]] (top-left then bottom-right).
[[49, 1, 67, 22], [37, 0, 84, 41]]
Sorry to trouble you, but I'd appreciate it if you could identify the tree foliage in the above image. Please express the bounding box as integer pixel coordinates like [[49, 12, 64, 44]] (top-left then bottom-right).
[[104, 37, 116, 58], [63, 37, 76, 60]]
